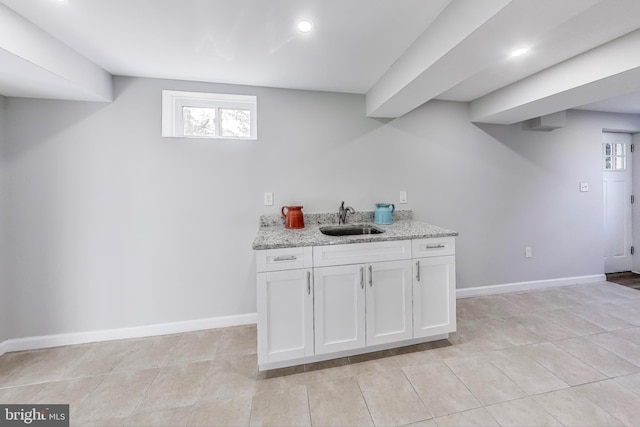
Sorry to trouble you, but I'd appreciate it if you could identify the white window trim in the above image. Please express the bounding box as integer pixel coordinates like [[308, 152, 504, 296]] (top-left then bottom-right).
[[162, 90, 257, 140]]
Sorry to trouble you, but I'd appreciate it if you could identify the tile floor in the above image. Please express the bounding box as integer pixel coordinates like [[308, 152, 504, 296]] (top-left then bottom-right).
[[2, 281, 640, 426]]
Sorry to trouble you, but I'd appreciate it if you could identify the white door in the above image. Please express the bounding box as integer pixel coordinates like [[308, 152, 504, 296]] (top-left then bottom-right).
[[366, 260, 413, 346], [257, 269, 314, 365], [413, 256, 456, 338], [314, 264, 366, 354], [603, 132, 633, 273]]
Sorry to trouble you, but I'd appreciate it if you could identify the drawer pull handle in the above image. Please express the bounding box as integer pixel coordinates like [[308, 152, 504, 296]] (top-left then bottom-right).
[[274, 255, 297, 262], [416, 260, 420, 281], [425, 244, 446, 249], [360, 266, 364, 289], [307, 271, 311, 295], [368, 265, 373, 287]]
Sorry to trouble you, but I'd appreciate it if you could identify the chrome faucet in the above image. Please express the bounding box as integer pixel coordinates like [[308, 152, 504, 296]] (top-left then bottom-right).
[[338, 201, 355, 224]]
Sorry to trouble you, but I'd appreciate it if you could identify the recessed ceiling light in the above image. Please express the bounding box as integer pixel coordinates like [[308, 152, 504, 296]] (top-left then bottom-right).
[[297, 20, 314, 33], [511, 47, 529, 57]]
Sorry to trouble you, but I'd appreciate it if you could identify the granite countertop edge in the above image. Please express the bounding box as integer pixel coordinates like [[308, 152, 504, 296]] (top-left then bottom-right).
[[252, 215, 458, 250]]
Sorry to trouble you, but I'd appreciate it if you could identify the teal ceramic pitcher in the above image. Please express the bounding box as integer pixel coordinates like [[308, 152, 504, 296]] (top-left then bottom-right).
[[374, 203, 395, 225]]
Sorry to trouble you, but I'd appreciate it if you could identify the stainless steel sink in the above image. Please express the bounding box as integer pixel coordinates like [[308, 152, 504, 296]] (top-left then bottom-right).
[[319, 224, 385, 236]]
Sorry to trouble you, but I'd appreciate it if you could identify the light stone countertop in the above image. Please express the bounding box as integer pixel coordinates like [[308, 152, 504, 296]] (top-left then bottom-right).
[[252, 210, 458, 250]]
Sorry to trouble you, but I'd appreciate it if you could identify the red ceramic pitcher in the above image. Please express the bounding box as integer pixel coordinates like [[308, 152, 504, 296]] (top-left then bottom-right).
[[282, 206, 304, 229]]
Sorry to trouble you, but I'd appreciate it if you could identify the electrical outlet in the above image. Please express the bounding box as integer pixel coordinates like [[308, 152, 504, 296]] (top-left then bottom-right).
[[525, 246, 532, 258], [399, 191, 408, 204], [264, 192, 273, 206], [580, 182, 589, 192]]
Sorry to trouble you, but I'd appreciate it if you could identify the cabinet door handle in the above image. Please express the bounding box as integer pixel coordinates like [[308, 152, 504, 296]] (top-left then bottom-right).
[[425, 244, 445, 249], [274, 255, 297, 262], [360, 266, 364, 289], [307, 271, 311, 295], [416, 260, 420, 282], [368, 265, 373, 287]]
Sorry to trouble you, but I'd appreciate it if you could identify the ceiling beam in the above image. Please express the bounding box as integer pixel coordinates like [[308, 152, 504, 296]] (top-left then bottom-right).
[[0, 3, 112, 102], [470, 28, 640, 124]]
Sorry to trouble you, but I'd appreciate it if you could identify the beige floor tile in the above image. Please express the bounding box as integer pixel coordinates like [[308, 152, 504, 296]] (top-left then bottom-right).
[[588, 332, 640, 366], [113, 335, 181, 372], [402, 419, 437, 427], [199, 354, 257, 402], [611, 327, 640, 346], [458, 295, 523, 319], [434, 408, 499, 427], [571, 303, 636, 331], [456, 298, 485, 321], [188, 396, 251, 427], [71, 369, 158, 423], [508, 313, 574, 341], [305, 363, 353, 384], [135, 361, 210, 413], [481, 318, 544, 347], [0, 383, 45, 403], [536, 286, 588, 307], [307, 377, 373, 426], [62, 340, 135, 379], [250, 384, 310, 427], [520, 342, 606, 386], [403, 360, 481, 417], [485, 397, 561, 427], [350, 353, 400, 376], [596, 282, 640, 300], [444, 354, 525, 405], [488, 349, 569, 395], [31, 376, 104, 406], [502, 291, 566, 312], [533, 388, 624, 426], [447, 320, 512, 351], [357, 367, 429, 426], [80, 417, 127, 427], [166, 329, 226, 364], [213, 325, 257, 358], [254, 370, 307, 395], [125, 406, 192, 427], [614, 372, 640, 395], [1, 346, 90, 386], [539, 309, 606, 336], [602, 302, 640, 327], [554, 336, 640, 378], [572, 284, 632, 304], [574, 380, 640, 427]]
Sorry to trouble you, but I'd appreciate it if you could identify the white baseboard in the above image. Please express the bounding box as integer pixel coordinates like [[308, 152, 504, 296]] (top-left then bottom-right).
[[0, 312, 257, 356], [456, 274, 606, 299]]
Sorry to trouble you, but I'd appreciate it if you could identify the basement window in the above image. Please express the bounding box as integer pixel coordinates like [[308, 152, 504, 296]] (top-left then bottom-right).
[[603, 142, 626, 170], [162, 90, 257, 140]]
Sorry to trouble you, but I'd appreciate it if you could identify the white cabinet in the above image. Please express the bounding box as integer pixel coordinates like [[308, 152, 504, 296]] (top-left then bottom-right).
[[256, 236, 456, 370], [314, 259, 413, 354], [313, 264, 366, 354], [366, 260, 413, 346], [412, 238, 456, 338], [256, 247, 314, 365]]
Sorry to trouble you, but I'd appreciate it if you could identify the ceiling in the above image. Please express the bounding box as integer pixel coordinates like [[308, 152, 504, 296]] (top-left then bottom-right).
[[2, 0, 640, 123]]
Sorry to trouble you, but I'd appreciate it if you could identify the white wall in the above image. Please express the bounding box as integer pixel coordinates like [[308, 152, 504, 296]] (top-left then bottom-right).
[[4, 76, 640, 340], [0, 94, 8, 343]]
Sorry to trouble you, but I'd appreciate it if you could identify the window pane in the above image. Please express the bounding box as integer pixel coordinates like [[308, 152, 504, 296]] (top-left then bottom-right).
[[605, 157, 612, 169], [614, 143, 625, 156], [183, 106, 216, 137], [221, 109, 251, 137], [605, 143, 612, 156], [613, 156, 626, 170]]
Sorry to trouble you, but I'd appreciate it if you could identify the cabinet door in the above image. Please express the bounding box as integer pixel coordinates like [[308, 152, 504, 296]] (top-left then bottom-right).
[[257, 269, 314, 365], [314, 264, 366, 354], [413, 256, 456, 338], [366, 260, 413, 346]]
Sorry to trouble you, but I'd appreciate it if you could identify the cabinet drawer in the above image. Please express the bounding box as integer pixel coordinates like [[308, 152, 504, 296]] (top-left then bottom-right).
[[256, 247, 313, 272], [412, 237, 455, 258], [313, 240, 411, 267]]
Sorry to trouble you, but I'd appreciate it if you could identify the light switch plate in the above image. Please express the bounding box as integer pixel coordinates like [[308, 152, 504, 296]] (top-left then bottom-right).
[[579, 182, 589, 192], [399, 191, 408, 204], [264, 192, 273, 206]]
